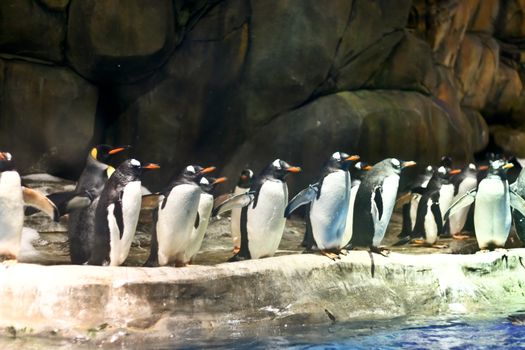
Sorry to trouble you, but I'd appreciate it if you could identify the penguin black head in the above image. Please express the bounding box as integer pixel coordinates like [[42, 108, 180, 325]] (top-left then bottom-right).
[[263, 159, 301, 180], [90, 144, 129, 164], [237, 169, 254, 188], [439, 156, 452, 168], [436, 165, 461, 181], [389, 158, 416, 174], [0, 152, 14, 172], [199, 176, 227, 193], [327, 152, 360, 171], [488, 159, 514, 180], [116, 159, 160, 180], [181, 165, 216, 183]]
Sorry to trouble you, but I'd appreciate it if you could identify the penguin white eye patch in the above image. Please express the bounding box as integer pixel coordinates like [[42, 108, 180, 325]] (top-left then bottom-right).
[[391, 159, 400, 167], [130, 159, 141, 167], [186, 165, 196, 173], [272, 159, 282, 169]]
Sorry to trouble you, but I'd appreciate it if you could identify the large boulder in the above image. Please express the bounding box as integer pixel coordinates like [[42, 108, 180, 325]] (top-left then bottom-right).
[[0, 0, 66, 62], [484, 62, 523, 119], [222, 90, 472, 191], [0, 59, 97, 175], [491, 124, 525, 157], [241, 0, 352, 126], [496, 0, 525, 39], [455, 33, 499, 110], [66, 0, 176, 83], [114, 0, 250, 188]]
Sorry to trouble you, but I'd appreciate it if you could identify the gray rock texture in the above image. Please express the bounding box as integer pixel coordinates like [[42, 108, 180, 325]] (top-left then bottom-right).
[[0, 0, 524, 184]]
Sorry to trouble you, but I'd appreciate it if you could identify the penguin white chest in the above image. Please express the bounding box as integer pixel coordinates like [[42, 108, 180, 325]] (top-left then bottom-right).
[[108, 181, 142, 266], [342, 182, 360, 247], [423, 198, 438, 244], [156, 184, 201, 265], [231, 185, 248, 249], [372, 174, 399, 246], [247, 180, 288, 259], [0, 171, 24, 257], [186, 192, 214, 262], [310, 171, 350, 250], [449, 177, 478, 234], [438, 183, 455, 220], [474, 178, 511, 248]]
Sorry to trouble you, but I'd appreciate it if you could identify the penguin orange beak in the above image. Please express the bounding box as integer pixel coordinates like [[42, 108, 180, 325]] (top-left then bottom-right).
[[213, 177, 227, 185], [449, 169, 462, 175], [200, 166, 216, 174], [108, 146, 128, 155], [286, 166, 302, 173], [142, 163, 160, 170], [401, 161, 416, 168], [478, 165, 489, 171], [346, 155, 360, 161], [363, 165, 373, 171], [503, 163, 514, 169]]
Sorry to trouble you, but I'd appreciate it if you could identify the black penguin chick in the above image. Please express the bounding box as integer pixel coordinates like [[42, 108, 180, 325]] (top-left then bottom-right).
[[352, 158, 416, 255], [89, 159, 159, 266]]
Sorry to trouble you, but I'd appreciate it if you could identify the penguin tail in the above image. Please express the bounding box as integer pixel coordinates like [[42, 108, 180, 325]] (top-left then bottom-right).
[[392, 236, 411, 246]]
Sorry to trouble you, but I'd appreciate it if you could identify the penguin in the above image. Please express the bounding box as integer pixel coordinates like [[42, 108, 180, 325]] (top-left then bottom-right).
[[341, 161, 372, 248], [231, 169, 254, 253], [507, 156, 522, 184], [89, 159, 159, 266], [144, 165, 215, 267], [408, 166, 461, 246], [447, 163, 482, 238], [216, 159, 301, 260], [58, 145, 127, 264], [351, 158, 416, 254], [446, 159, 525, 251], [0, 152, 58, 263], [285, 152, 359, 259], [511, 167, 525, 246], [185, 176, 227, 263]]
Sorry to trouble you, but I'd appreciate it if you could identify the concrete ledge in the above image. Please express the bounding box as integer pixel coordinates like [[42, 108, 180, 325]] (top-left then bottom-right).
[[1, 249, 525, 343]]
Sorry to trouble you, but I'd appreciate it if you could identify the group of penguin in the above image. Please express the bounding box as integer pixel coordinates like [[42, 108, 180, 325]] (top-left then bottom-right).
[[1, 146, 525, 268]]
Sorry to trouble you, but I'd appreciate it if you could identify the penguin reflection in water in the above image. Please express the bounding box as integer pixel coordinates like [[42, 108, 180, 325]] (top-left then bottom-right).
[[446, 159, 525, 251], [0, 152, 59, 263], [144, 165, 216, 267], [88, 159, 160, 266], [214, 159, 301, 261], [351, 158, 416, 255], [285, 152, 360, 259]]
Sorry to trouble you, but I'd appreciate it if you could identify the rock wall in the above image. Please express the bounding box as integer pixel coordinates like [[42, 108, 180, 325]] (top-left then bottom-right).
[[0, 0, 523, 187]]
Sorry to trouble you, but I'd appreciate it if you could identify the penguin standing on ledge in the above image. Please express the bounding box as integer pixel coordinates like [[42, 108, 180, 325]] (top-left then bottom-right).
[[285, 152, 359, 259], [144, 165, 216, 267], [352, 158, 416, 255], [57, 145, 128, 264], [216, 159, 301, 261], [89, 159, 159, 266], [231, 169, 254, 253], [0, 152, 58, 263], [446, 159, 525, 251]]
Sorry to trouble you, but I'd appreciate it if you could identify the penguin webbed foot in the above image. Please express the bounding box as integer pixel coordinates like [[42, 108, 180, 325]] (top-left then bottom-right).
[[370, 246, 390, 257], [320, 250, 341, 260], [452, 233, 471, 240], [143, 259, 160, 268], [1, 257, 18, 267]]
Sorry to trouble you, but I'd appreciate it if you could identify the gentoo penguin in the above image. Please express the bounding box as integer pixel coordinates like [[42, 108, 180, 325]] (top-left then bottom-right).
[[58, 145, 127, 264], [507, 156, 522, 184], [447, 163, 482, 238], [285, 152, 359, 259], [0, 152, 58, 262], [446, 159, 525, 251], [217, 159, 301, 260], [351, 158, 416, 254], [341, 161, 372, 248], [89, 159, 159, 266], [185, 176, 227, 263], [231, 169, 254, 253], [408, 166, 461, 246], [511, 167, 525, 246], [144, 165, 216, 267]]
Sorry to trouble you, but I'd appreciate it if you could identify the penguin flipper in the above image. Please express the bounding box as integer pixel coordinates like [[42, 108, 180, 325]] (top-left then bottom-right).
[[372, 186, 383, 221], [430, 200, 444, 236], [510, 189, 525, 217], [114, 199, 125, 239], [22, 187, 60, 221], [212, 192, 254, 217], [444, 190, 476, 222], [284, 184, 318, 218]]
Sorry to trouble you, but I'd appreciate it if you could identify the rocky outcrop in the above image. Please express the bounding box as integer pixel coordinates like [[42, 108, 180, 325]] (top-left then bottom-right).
[[0, 250, 523, 344], [0, 0, 524, 181]]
